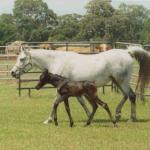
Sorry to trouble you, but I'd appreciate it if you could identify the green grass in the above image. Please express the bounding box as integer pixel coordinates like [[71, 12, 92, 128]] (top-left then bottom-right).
[[0, 81, 150, 150]]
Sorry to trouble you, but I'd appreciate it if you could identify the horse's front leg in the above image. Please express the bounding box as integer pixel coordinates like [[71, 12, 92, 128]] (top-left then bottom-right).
[[76, 96, 91, 118], [43, 93, 62, 124]]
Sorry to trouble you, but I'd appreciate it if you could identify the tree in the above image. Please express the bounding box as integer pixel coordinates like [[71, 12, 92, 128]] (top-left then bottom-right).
[[49, 14, 82, 41], [13, 0, 57, 41], [114, 3, 150, 42], [0, 14, 20, 45], [140, 18, 150, 44], [77, 0, 115, 41]]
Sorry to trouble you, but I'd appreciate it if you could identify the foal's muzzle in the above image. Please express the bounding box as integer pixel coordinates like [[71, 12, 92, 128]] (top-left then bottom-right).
[[35, 85, 40, 90]]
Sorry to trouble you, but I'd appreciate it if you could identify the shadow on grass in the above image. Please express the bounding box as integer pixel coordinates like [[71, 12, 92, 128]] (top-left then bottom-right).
[[76, 118, 150, 123], [134, 118, 150, 123], [9, 118, 150, 127], [76, 119, 127, 123]]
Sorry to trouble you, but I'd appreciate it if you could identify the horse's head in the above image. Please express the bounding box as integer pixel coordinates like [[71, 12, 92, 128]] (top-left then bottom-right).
[[35, 69, 50, 90], [11, 47, 33, 78]]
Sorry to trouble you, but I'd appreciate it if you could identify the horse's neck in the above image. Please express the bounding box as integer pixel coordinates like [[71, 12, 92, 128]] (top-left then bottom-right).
[[30, 50, 53, 70]]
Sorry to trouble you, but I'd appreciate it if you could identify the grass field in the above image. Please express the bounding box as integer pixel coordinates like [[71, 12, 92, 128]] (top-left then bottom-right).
[[0, 81, 150, 150]]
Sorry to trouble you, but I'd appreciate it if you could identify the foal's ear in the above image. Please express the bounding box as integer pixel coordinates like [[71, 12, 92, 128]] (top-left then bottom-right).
[[43, 69, 49, 74]]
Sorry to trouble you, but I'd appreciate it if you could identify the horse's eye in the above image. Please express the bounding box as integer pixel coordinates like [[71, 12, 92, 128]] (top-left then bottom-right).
[[20, 58, 25, 62]]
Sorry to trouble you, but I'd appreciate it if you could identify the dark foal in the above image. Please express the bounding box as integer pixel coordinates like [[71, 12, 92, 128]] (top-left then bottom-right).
[[35, 70, 116, 127]]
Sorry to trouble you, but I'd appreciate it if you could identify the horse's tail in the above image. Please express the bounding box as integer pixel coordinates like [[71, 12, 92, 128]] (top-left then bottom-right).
[[128, 46, 150, 100]]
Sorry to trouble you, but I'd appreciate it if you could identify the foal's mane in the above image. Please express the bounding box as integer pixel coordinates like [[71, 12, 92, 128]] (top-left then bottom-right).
[[48, 72, 67, 80]]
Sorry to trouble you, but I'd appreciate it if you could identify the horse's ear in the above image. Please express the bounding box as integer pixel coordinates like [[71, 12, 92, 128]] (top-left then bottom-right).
[[20, 45, 26, 52], [20, 46, 24, 52], [21, 46, 30, 55]]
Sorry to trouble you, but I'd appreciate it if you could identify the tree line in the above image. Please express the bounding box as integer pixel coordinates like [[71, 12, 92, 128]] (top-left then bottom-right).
[[0, 0, 149, 45]]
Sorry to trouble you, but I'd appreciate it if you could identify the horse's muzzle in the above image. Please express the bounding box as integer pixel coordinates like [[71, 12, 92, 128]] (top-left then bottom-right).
[[11, 71, 20, 79], [11, 71, 16, 78]]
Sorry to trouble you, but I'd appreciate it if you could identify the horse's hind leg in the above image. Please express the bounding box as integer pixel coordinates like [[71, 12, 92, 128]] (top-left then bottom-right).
[[129, 88, 137, 121], [77, 96, 91, 118], [84, 94, 98, 126], [95, 97, 116, 125], [64, 98, 74, 127], [115, 95, 128, 122], [110, 76, 129, 122], [111, 76, 137, 122]]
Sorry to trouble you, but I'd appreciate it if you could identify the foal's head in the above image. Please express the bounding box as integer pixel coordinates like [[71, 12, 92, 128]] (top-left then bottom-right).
[[35, 69, 50, 90], [35, 69, 66, 90]]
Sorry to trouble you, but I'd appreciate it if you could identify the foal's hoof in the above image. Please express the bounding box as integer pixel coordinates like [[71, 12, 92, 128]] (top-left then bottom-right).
[[113, 122, 118, 128], [43, 119, 52, 124], [115, 114, 121, 122], [70, 122, 74, 127]]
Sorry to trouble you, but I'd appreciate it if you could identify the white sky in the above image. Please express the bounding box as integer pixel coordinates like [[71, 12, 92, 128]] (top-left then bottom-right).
[[0, 0, 149, 15]]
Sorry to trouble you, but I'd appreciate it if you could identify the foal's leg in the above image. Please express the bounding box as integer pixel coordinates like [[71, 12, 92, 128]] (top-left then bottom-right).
[[84, 94, 98, 126], [95, 96, 116, 125], [53, 99, 60, 126], [77, 96, 91, 118], [44, 93, 62, 124], [64, 98, 74, 127]]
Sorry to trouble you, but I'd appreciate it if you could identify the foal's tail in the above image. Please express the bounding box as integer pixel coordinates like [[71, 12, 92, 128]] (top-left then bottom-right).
[[128, 46, 150, 100]]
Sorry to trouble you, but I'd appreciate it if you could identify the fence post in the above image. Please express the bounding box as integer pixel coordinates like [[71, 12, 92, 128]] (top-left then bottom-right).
[[18, 74, 21, 97], [66, 42, 68, 51], [28, 89, 31, 97], [6, 64, 9, 76], [102, 86, 105, 94]]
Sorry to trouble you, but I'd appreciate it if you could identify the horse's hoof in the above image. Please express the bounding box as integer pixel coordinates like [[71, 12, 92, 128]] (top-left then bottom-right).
[[84, 122, 90, 127], [55, 122, 58, 126], [84, 124, 88, 127], [128, 118, 137, 122], [43, 119, 52, 124]]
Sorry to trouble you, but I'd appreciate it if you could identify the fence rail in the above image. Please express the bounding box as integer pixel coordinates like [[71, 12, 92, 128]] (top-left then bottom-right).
[[0, 41, 150, 98], [17, 71, 116, 97]]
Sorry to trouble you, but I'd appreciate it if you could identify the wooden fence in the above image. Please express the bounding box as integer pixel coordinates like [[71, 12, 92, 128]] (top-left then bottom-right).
[[0, 41, 150, 98], [17, 71, 117, 97]]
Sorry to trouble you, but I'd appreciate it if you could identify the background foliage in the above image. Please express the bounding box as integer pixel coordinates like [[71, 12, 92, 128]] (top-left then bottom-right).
[[0, 0, 149, 45]]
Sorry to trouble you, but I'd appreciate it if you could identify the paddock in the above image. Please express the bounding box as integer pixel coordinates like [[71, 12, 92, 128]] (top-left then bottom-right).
[[0, 81, 150, 150], [0, 41, 150, 98], [0, 41, 150, 150]]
